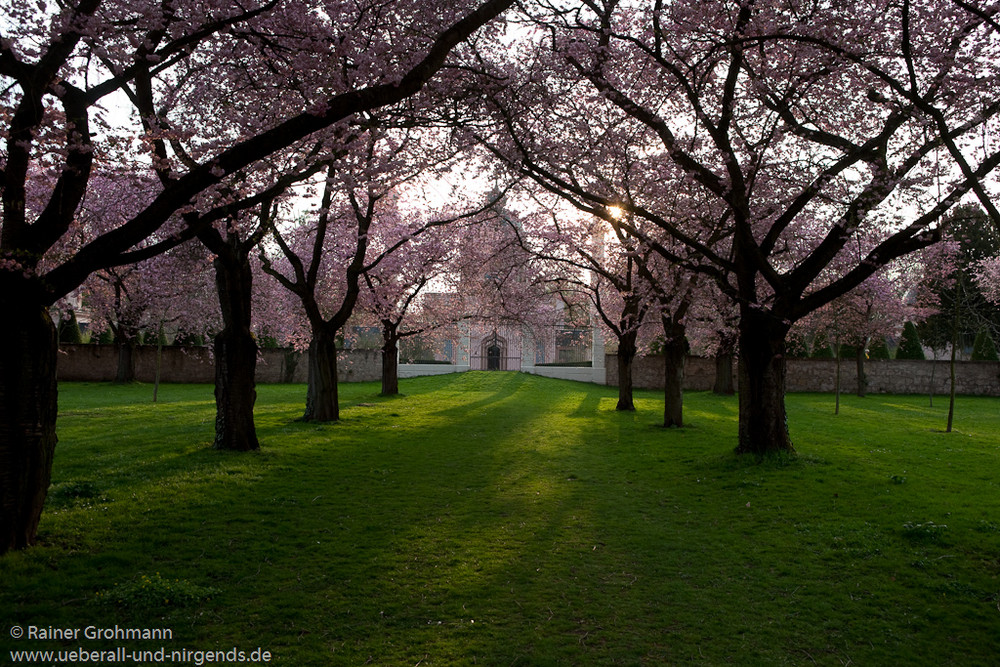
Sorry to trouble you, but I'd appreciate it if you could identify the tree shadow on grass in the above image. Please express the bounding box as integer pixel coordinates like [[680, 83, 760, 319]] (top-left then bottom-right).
[[430, 371, 532, 418], [568, 387, 604, 418], [28, 380, 1000, 664]]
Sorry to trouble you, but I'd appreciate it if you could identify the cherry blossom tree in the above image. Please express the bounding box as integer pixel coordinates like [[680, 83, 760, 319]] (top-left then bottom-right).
[[686, 284, 740, 395], [797, 234, 953, 409], [453, 198, 563, 335], [360, 222, 464, 395], [474, 0, 1000, 454], [923, 205, 1000, 359], [199, 206, 276, 450], [58, 172, 215, 381], [799, 272, 919, 409], [595, 249, 655, 413], [0, 0, 514, 553], [975, 256, 1000, 305], [82, 242, 215, 381], [629, 232, 699, 427], [261, 129, 504, 421], [587, 211, 699, 424], [499, 201, 657, 411], [357, 199, 560, 396]]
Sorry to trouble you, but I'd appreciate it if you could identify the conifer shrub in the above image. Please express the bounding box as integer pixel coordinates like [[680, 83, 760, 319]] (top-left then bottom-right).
[[971, 328, 999, 361], [896, 322, 926, 360], [868, 337, 892, 359], [58, 310, 83, 344], [839, 344, 858, 359]]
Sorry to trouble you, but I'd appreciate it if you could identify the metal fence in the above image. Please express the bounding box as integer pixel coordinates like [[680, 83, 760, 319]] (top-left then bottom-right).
[[469, 354, 522, 371]]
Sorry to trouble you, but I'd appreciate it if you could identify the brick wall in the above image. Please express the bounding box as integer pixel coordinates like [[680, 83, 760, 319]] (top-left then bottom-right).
[[605, 354, 1000, 396]]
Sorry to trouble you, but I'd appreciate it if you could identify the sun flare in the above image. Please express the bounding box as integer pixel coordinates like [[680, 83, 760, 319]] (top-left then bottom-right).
[[606, 205, 625, 220]]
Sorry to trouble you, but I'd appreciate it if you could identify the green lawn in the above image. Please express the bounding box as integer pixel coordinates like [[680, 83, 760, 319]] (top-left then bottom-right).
[[3, 372, 1000, 665]]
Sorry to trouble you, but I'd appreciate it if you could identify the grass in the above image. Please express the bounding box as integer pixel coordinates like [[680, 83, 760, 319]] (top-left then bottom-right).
[[2, 372, 1000, 665]]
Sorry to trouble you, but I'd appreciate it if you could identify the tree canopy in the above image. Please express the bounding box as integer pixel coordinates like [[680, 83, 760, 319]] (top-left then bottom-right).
[[2, 0, 999, 553]]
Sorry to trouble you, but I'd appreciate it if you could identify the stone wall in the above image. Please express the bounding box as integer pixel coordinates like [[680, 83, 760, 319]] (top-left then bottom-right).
[[57, 344, 381, 384], [56, 344, 1000, 395], [605, 353, 1000, 396], [605, 354, 725, 392]]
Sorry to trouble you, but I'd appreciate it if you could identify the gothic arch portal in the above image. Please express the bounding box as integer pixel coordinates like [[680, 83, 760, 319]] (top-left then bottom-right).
[[481, 330, 506, 371]]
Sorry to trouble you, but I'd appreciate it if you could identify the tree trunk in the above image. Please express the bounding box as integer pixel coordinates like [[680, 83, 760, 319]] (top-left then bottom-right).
[[381, 328, 400, 396], [946, 272, 962, 432], [306, 327, 340, 421], [713, 346, 736, 395], [735, 310, 794, 455], [281, 348, 299, 383], [662, 340, 685, 428], [114, 327, 136, 384], [0, 297, 58, 554], [616, 331, 638, 411], [947, 334, 958, 432], [212, 254, 260, 451], [661, 319, 686, 428], [928, 348, 937, 408], [834, 342, 841, 415], [855, 344, 867, 398], [153, 322, 163, 403]]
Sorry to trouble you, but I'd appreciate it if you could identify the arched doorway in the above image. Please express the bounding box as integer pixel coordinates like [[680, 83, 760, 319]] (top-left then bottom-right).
[[487, 343, 502, 370], [475, 329, 519, 371]]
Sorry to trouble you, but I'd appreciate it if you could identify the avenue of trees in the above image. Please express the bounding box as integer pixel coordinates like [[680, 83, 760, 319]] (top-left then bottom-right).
[[468, 0, 1000, 454], [0, 0, 515, 554], [2, 0, 998, 554]]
